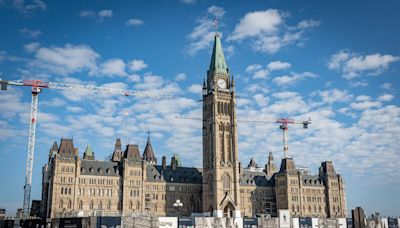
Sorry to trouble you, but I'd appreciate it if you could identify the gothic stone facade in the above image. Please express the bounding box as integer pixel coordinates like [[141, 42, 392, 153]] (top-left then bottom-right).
[[41, 34, 346, 219]]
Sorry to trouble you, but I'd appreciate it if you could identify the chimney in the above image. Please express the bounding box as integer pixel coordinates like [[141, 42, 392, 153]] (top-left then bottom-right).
[[162, 156, 166, 170], [171, 157, 177, 170]]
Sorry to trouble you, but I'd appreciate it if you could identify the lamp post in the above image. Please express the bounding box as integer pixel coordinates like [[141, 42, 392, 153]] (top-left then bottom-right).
[[173, 199, 183, 225]]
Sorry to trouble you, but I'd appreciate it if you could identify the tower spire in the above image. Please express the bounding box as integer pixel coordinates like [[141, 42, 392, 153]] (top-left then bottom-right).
[[142, 130, 157, 164], [208, 34, 229, 76]]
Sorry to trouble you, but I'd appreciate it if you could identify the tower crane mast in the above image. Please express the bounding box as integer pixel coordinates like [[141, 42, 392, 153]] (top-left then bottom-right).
[[0, 78, 171, 217]]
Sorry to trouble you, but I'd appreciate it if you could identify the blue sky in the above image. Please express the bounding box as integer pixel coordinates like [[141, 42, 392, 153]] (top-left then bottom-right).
[[0, 0, 399, 217]]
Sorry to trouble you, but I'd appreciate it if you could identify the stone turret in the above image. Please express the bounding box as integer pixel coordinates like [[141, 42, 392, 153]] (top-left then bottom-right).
[[49, 141, 58, 161], [142, 135, 157, 164], [247, 157, 258, 169], [112, 138, 122, 162], [265, 151, 277, 176]]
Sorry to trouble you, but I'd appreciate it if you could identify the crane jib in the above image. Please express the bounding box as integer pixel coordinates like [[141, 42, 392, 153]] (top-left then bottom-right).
[[22, 79, 49, 88]]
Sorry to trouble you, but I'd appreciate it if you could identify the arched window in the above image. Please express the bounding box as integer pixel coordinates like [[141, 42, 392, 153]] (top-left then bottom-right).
[[68, 187, 71, 195], [78, 201, 83, 210], [59, 200, 63, 209], [67, 199, 72, 209], [308, 205, 311, 212], [99, 201, 103, 210], [107, 200, 111, 210], [89, 201, 94, 210], [129, 201, 133, 210], [61, 187, 63, 195], [136, 201, 140, 210]]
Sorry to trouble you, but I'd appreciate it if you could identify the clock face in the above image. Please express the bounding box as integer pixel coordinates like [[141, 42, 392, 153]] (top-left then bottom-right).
[[217, 79, 226, 89]]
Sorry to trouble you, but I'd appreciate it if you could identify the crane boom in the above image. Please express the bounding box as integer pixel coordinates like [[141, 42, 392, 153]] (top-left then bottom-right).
[[0, 78, 172, 217]]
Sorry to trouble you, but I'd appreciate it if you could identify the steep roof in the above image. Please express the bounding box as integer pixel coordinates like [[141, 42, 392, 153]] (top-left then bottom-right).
[[208, 34, 229, 76], [279, 157, 297, 174], [142, 136, 157, 164], [112, 138, 122, 162], [58, 138, 75, 156], [123, 144, 141, 160], [80, 160, 120, 176], [83, 144, 94, 160], [247, 157, 258, 168], [147, 165, 203, 184], [240, 169, 275, 187]]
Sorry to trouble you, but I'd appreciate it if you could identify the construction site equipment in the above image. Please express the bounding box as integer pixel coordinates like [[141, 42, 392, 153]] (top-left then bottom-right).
[[0, 78, 172, 217]]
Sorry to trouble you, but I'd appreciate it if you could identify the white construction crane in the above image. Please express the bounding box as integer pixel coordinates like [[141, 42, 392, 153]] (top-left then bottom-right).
[[176, 116, 311, 159], [0, 78, 172, 217]]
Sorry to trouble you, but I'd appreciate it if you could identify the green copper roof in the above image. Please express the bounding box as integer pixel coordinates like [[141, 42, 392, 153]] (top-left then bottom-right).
[[209, 34, 229, 75], [84, 144, 93, 156]]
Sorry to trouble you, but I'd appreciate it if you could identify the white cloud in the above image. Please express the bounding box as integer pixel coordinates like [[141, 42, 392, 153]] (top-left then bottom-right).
[[273, 71, 317, 86], [245, 64, 268, 79], [349, 80, 369, 87], [24, 42, 40, 53], [134, 74, 181, 95], [128, 74, 141, 83], [188, 84, 202, 95], [314, 89, 353, 104], [67, 106, 84, 113], [378, 94, 394, 102], [267, 60, 291, 71], [80, 9, 113, 20], [207, 5, 225, 18], [41, 97, 66, 107], [0, 50, 22, 62], [19, 28, 42, 38], [229, 9, 319, 54], [179, 0, 196, 4], [245, 64, 262, 72], [380, 82, 392, 90], [356, 95, 370, 102], [3, 0, 46, 13], [229, 9, 282, 41], [30, 44, 100, 75], [350, 100, 381, 110], [129, 59, 148, 72], [0, 88, 29, 118], [79, 10, 96, 18], [175, 73, 186, 81], [99, 59, 127, 77], [185, 5, 225, 56], [98, 9, 113, 18], [126, 18, 144, 27], [328, 50, 400, 79], [295, 19, 321, 29], [253, 93, 269, 107]]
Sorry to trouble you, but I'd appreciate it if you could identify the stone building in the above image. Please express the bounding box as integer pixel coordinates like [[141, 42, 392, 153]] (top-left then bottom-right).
[[41, 33, 346, 219]]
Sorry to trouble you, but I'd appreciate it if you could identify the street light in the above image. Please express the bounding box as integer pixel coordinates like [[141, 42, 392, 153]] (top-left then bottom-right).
[[173, 199, 183, 225]]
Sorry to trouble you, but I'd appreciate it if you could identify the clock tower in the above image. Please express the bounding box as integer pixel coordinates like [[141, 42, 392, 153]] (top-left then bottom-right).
[[202, 33, 241, 217]]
